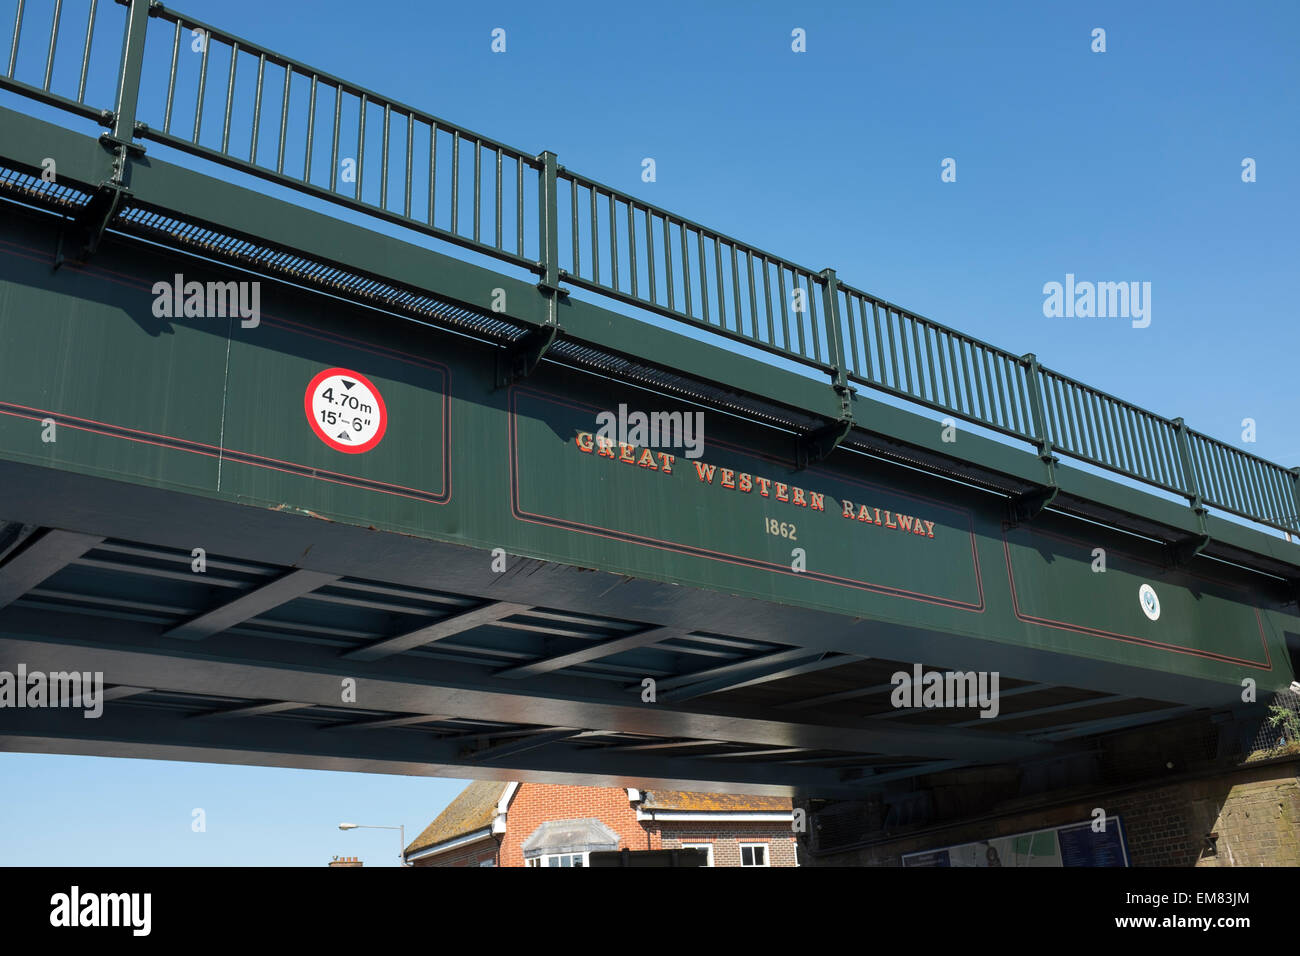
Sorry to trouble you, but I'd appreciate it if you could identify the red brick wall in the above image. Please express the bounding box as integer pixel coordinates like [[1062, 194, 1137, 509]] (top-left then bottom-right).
[[660, 824, 799, 866], [498, 784, 654, 866]]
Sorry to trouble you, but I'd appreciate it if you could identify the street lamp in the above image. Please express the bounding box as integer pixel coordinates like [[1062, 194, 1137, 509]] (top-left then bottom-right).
[[338, 822, 409, 866]]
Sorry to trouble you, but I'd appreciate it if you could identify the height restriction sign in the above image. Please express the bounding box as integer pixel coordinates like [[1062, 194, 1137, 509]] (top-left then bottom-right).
[[304, 367, 388, 453]]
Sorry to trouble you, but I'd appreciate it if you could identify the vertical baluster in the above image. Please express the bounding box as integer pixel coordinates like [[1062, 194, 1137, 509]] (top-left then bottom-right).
[[744, 252, 757, 338], [908, 315, 927, 399], [77, 0, 98, 103], [883, 309, 901, 392], [807, 272, 823, 363], [645, 211, 656, 304], [857, 297, 874, 383], [303, 72, 318, 183], [627, 201, 639, 298], [589, 186, 599, 285], [163, 16, 180, 131], [250, 54, 265, 162], [761, 257, 774, 347], [356, 93, 367, 200], [569, 180, 580, 276], [193, 31, 210, 143], [449, 128, 459, 231], [989, 352, 1010, 429], [680, 222, 692, 317], [327, 82, 340, 187], [776, 266, 790, 348], [922, 325, 940, 406], [730, 245, 743, 338], [1060, 382, 1084, 457], [874, 303, 892, 390], [277, 62, 291, 174], [609, 194, 619, 290], [713, 236, 724, 327], [7, 0, 25, 79], [493, 148, 502, 248], [42, 0, 61, 91], [933, 329, 952, 409], [663, 215, 675, 312], [380, 104, 390, 210], [472, 137, 480, 242], [696, 230, 707, 323], [221, 42, 239, 154], [427, 121, 437, 225], [516, 157, 524, 255], [405, 113, 414, 219], [968, 344, 989, 421]]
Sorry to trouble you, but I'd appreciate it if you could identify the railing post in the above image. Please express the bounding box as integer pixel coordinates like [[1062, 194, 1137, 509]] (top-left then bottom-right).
[[536, 150, 560, 297], [1172, 418, 1204, 512], [794, 269, 853, 469], [1019, 354, 1052, 460], [497, 149, 560, 386], [1011, 353, 1058, 521], [819, 268, 849, 399], [52, 0, 151, 266], [1170, 418, 1211, 553], [111, 0, 152, 147]]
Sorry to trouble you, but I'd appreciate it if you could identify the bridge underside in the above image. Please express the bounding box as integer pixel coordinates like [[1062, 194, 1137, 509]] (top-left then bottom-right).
[[0, 455, 1242, 799]]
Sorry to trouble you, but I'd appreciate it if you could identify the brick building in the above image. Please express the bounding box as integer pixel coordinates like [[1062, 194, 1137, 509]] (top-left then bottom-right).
[[404, 782, 798, 867]]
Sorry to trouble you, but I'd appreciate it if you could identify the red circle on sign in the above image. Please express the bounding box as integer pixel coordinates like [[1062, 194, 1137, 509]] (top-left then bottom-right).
[[304, 367, 389, 454]]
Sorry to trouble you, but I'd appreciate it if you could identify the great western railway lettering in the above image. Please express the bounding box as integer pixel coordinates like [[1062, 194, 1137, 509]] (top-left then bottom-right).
[[573, 431, 938, 541]]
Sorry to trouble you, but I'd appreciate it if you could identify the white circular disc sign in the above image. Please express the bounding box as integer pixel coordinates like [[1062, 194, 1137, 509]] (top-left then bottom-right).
[[1138, 583, 1161, 621], [304, 367, 388, 454]]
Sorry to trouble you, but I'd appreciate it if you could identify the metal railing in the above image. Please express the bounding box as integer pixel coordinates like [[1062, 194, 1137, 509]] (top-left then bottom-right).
[[2, 0, 1297, 536], [1, 0, 122, 122], [557, 169, 832, 369]]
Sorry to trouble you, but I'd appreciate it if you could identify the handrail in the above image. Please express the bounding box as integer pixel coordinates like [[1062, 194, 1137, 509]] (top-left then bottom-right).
[[2, 0, 1296, 536]]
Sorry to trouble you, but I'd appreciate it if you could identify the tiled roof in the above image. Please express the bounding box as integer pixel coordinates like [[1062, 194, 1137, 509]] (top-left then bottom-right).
[[640, 790, 792, 812], [405, 781, 508, 855]]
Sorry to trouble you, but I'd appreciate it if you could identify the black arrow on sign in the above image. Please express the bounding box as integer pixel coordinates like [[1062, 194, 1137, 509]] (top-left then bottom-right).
[[342, 380, 355, 390], [337, 431, 351, 441]]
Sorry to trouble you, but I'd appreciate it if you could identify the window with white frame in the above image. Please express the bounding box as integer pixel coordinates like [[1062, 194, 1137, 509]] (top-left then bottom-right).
[[739, 843, 769, 867], [680, 843, 714, 867], [526, 852, 588, 867]]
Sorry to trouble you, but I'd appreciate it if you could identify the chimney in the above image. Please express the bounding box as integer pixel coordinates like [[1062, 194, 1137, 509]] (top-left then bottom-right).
[[329, 855, 363, 867]]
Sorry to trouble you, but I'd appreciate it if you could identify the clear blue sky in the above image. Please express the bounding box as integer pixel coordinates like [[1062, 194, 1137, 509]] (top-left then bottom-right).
[[1, 0, 1296, 865]]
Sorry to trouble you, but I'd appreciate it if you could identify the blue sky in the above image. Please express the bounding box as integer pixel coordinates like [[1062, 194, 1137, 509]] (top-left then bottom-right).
[[1, 0, 1296, 865]]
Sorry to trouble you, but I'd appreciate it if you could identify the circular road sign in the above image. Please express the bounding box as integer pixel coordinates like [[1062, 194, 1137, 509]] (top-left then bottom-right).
[[304, 367, 388, 454]]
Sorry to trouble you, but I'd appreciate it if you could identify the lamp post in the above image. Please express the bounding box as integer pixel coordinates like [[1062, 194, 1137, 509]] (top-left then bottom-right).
[[338, 822, 408, 866]]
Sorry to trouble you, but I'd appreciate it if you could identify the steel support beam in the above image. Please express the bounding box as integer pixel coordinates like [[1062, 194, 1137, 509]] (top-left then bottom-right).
[[464, 728, 586, 762], [322, 714, 454, 732], [495, 626, 680, 679], [0, 529, 104, 610], [165, 569, 340, 641], [191, 701, 310, 720], [658, 653, 857, 703], [344, 601, 530, 662]]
